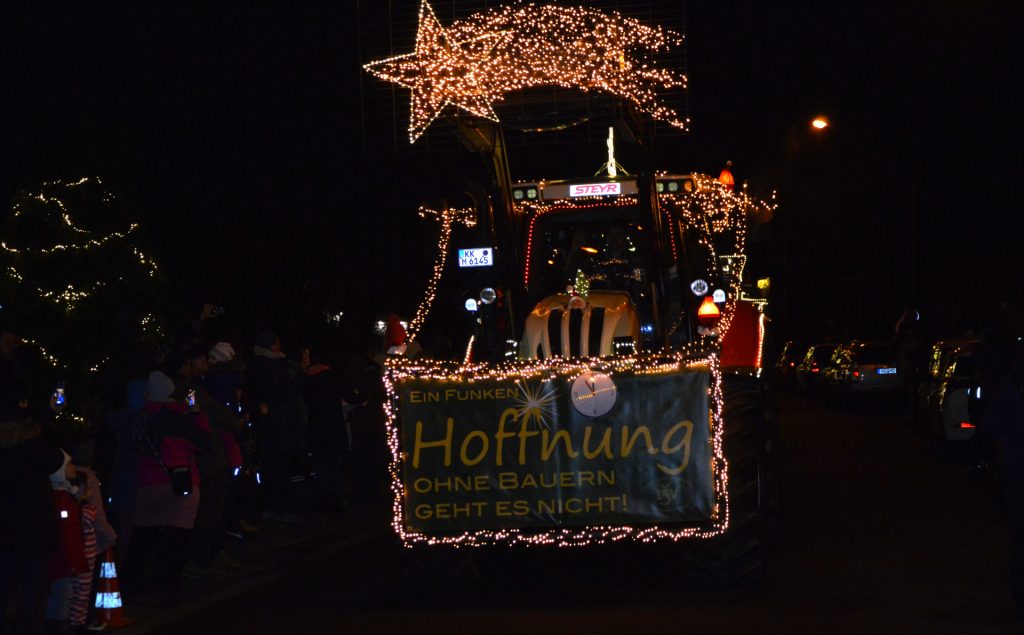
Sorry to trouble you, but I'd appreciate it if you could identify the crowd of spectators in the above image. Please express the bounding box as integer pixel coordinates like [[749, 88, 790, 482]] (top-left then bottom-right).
[[0, 305, 392, 633]]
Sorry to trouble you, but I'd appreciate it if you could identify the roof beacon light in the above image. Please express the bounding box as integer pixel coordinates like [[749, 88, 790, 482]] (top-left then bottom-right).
[[697, 296, 721, 326], [718, 160, 735, 191]]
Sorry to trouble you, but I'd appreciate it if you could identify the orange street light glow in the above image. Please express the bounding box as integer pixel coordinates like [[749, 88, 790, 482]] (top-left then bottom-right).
[[811, 117, 829, 130]]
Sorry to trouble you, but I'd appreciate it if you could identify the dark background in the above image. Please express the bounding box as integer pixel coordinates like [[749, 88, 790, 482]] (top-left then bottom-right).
[[2, 0, 1019, 342]]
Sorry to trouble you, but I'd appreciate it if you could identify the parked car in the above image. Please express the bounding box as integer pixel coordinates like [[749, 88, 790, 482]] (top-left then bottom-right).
[[822, 340, 902, 407], [795, 342, 838, 393], [772, 340, 807, 390], [922, 341, 979, 443], [914, 338, 977, 427]]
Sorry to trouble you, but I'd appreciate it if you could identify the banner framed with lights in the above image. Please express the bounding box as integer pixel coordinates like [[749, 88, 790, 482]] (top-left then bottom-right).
[[383, 352, 729, 547]]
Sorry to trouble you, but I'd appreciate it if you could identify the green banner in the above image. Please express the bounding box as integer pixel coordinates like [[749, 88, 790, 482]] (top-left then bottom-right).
[[398, 367, 714, 533]]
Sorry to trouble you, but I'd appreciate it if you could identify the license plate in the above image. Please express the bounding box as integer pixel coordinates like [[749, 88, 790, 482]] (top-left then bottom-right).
[[457, 248, 493, 268], [876, 367, 897, 375]]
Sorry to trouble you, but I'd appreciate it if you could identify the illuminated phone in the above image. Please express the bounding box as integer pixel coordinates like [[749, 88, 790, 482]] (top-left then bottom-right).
[[54, 382, 66, 406], [186, 388, 197, 408]]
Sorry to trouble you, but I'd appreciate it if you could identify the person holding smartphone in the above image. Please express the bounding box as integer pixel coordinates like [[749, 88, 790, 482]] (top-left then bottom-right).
[[122, 370, 213, 605], [172, 345, 245, 575]]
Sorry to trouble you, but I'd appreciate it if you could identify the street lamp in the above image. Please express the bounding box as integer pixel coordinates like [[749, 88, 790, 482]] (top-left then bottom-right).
[[778, 116, 831, 339]]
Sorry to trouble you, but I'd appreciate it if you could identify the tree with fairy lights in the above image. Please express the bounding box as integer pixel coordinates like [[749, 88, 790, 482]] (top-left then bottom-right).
[[0, 177, 171, 431]]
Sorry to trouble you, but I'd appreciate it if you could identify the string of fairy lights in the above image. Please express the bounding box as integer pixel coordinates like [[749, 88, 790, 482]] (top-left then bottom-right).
[[1, 178, 161, 315], [364, 1, 688, 142], [659, 175, 777, 341], [1, 177, 163, 369], [382, 351, 729, 547], [661, 174, 778, 259], [406, 205, 477, 343]]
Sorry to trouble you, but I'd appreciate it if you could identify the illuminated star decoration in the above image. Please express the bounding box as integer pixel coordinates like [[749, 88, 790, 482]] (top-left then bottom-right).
[[364, 1, 688, 142]]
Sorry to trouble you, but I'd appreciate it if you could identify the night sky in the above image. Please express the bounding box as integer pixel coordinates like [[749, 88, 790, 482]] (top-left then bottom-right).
[[2, 1, 1019, 341]]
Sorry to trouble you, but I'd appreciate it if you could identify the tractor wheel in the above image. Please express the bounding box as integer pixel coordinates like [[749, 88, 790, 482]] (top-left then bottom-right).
[[685, 376, 777, 585], [760, 381, 783, 542]]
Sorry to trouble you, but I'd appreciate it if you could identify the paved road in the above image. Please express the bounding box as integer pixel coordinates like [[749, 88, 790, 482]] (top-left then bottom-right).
[[146, 393, 1019, 634]]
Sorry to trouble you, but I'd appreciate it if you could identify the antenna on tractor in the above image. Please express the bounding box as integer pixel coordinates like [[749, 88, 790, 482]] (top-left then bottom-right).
[[596, 126, 630, 177]]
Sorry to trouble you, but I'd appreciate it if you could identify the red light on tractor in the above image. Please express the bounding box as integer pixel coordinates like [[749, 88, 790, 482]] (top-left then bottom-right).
[[697, 296, 721, 326], [718, 167, 735, 191], [959, 421, 976, 429]]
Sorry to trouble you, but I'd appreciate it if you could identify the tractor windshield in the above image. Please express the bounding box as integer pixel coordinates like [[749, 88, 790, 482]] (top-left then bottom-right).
[[525, 204, 654, 319]]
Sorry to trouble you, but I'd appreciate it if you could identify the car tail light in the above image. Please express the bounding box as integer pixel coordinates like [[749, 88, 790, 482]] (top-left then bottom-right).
[[811, 368, 820, 373], [959, 421, 975, 429], [789, 361, 795, 367], [852, 370, 860, 378]]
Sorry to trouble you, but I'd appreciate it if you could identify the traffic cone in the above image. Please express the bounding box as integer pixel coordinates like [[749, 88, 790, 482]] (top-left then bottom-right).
[[94, 547, 132, 628]]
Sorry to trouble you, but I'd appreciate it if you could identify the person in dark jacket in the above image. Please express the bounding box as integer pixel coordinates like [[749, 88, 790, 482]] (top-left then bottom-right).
[[201, 342, 255, 535], [173, 346, 244, 575], [0, 381, 66, 635], [981, 347, 1024, 615], [104, 378, 148, 561], [302, 346, 350, 513], [247, 332, 304, 515]]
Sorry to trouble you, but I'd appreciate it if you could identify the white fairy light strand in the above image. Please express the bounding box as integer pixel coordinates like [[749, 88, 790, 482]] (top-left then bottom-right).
[[406, 205, 477, 343], [381, 350, 729, 547], [364, 2, 688, 142]]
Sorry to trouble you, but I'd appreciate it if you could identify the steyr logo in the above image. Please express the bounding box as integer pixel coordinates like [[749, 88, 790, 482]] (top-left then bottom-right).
[[569, 182, 621, 197]]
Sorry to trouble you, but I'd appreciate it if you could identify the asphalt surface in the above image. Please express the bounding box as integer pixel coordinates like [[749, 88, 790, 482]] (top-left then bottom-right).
[[130, 393, 1019, 634]]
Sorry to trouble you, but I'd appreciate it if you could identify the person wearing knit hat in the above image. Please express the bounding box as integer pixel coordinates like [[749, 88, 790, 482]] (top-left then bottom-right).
[[176, 341, 244, 576], [123, 371, 213, 605], [147, 370, 176, 404], [45, 448, 86, 631], [208, 342, 236, 364], [49, 449, 73, 491], [253, 332, 281, 355]]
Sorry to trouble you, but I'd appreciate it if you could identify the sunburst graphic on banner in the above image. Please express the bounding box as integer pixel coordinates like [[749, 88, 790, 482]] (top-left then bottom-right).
[[512, 379, 559, 430]]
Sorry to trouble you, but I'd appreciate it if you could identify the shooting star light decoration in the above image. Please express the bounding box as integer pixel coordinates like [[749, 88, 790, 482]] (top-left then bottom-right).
[[364, 1, 688, 142]]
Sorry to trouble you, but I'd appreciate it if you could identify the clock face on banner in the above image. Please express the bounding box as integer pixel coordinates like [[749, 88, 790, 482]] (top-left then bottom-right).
[[570, 372, 618, 417]]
